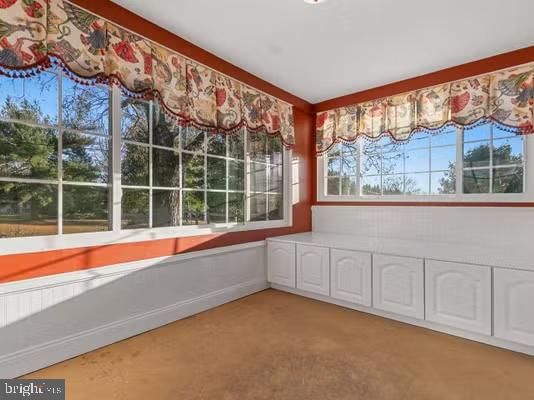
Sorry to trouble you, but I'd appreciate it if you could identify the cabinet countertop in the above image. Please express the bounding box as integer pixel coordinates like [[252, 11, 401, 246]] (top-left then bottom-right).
[[268, 232, 533, 272]]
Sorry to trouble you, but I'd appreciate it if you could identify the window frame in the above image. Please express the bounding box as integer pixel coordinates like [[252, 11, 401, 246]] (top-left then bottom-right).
[[0, 82, 292, 255], [317, 127, 533, 203]]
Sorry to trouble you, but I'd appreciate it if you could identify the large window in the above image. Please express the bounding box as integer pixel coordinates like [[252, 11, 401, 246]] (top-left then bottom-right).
[[0, 70, 289, 240], [320, 122, 530, 201]]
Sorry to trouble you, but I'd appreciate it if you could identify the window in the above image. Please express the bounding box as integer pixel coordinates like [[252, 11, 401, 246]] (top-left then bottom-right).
[[319, 122, 530, 201], [0, 70, 289, 240]]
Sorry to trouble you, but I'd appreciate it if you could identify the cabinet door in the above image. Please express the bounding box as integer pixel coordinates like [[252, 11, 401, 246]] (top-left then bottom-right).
[[330, 249, 372, 306], [373, 254, 424, 319], [494, 268, 534, 346], [296, 244, 330, 296], [267, 241, 296, 287], [426, 260, 491, 335]]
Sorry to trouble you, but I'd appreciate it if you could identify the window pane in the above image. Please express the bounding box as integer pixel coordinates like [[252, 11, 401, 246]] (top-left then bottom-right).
[[121, 143, 149, 186], [0, 182, 57, 238], [341, 154, 357, 176], [228, 192, 244, 223], [153, 106, 179, 148], [341, 176, 357, 195], [403, 134, 429, 150], [0, 70, 58, 125], [360, 143, 380, 175], [463, 169, 490, 193], [121, 189, 149, 229], [327, 157, 341, 176], [405, 149, 429, 173], [62, 132, 110, 183], [63, 185, 109, 234], [249, 193, 266, 221], [327, 143, 341, 158], [228, 131, 244, 160], [153, 148, 180, 187], [431, 171, 456, 194], [327, 177, 340, 195], [228, 160, 244, 191], [381, 150, 403, 174], [207, 157, 226, 190], [248, 132, 266, 161], [493, 137, 523, 166], [250, 162, 266, 192], [268, 194, 283, 220], [182, 128, 205, 152], [361, 175, 381, 195], [121, 98, 149, 143], [182, 153, 204, 189], [463, 141, 490, 168], [493, 167, 523, 193], [0, 122, 58, 180], [493, 124, 517, 139], [404, 173, 430, 195], [207, 191, 226, 223], [153, 189, 180, 227], [430, 128, 456, 147], [268, 164, 283, 193], [431, 145, 455, 171], [267, 136, 283, 164], [383, 175, 404, 195], [182, 191, 205, 225], [464, 124, 490, 142], [62, 79, 109, 134], [207, 134, 225, 156]]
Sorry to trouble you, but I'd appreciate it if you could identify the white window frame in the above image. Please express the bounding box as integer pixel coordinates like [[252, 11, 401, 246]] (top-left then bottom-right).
[[317, 127, 534, 203], [0, 84, 292, 255]]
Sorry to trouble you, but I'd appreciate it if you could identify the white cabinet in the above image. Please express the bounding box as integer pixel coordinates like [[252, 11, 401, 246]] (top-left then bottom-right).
[[267, 241, 296, 287], [373, 254, 424, 319], [425, 260, 491, 335], [494, 268, 534, 346], [296, 244, 330, 296], [330, 249, 372, 306]]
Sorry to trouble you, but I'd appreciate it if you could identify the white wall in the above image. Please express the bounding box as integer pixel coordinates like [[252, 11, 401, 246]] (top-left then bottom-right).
[[0, 241, 267, 378], [312, 205, 533, 249]]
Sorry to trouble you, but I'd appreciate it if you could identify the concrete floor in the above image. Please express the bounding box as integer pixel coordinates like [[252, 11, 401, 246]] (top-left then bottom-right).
[[25, 289, 534, 400]]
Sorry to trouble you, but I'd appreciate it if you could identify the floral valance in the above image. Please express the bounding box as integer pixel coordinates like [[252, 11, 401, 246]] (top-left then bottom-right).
[[0, 0, 295, 147], [316, 63, 534, 155]]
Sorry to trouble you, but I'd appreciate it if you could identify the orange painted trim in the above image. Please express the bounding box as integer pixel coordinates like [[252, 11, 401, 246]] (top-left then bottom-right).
[[68, 0, 313, 115], [316, 201, 534, 207], [314, 46, 534, 112]]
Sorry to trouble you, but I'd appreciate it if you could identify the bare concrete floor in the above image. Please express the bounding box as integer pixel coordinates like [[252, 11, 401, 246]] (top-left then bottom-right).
[[25, 289, 534, 400]]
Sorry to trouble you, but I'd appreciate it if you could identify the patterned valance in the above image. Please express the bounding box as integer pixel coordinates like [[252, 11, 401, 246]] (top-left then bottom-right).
[[316, 63, 534, 155], [0, 0, 295, 147]]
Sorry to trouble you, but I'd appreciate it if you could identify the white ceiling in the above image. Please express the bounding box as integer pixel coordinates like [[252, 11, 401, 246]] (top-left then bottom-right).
[[112, 0, 534, 104]]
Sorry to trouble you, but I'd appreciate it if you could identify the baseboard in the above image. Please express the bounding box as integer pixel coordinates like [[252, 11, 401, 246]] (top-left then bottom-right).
[[0, 279, 268, 378], [271, 284, 534, 357]]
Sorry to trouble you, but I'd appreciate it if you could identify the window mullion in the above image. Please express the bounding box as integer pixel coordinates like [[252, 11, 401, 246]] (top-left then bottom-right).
[[244, 129, 250, 224], [456, 127, 463, 196], [111, 86, 122, 232], [57, 69, 63, 235]]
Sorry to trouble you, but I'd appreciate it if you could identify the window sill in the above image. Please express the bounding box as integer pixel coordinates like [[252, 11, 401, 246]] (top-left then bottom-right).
[[316, 193, 534, 203], [0, 219, 291, 256]]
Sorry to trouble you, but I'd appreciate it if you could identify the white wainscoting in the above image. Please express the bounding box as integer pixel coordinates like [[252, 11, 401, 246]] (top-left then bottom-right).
[[0, 241, 267, 378], [312, 206, 532, 250]]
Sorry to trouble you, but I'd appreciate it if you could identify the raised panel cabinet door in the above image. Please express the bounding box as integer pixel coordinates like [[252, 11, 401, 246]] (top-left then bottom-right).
[[296, 244, 330, 296], [330, 249, 372, 306], [267, 241, 296, 287], [494, 268, 534, 346], [373, 254, 424, 319], [425, 260, 491, 335]]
